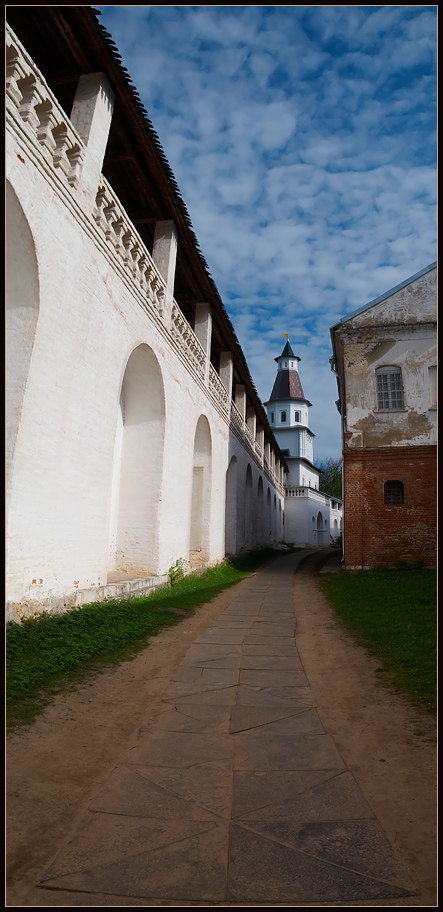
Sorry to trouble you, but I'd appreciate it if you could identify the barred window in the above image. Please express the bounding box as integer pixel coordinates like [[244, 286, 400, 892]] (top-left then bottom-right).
[[376, 367, 404, 410], [384, 481, 405, 504]]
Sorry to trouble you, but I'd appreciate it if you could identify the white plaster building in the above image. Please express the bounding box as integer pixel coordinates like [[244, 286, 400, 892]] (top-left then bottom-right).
[[330, 262, 437, 568], [6, 9, 287, 622], [265, 341, 342, 547]]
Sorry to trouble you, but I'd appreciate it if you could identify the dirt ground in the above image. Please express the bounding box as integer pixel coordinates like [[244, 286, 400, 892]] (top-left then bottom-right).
[[6, 556, 437, 907]]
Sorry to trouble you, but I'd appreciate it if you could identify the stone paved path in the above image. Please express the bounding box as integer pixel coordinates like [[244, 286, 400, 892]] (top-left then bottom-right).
[[37, 551, 417, 905]]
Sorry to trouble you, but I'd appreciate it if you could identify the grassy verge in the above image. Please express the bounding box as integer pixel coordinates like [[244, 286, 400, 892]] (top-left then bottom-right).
[[318, 563, 436, 713], [7, 547, 296, 731]]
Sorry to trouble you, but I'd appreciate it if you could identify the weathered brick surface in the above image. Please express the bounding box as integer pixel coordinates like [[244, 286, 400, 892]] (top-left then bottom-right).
[[343, 445, 436, 567]]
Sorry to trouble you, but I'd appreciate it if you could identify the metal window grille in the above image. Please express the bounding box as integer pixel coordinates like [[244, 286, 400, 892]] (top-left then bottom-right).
[[384, 481, 405, 504], [376, 368, 404, 409]]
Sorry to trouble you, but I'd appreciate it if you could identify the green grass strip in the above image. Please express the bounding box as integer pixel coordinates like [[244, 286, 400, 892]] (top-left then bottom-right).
[[319, 565, 436, 712], [7, 547, 295, 729]]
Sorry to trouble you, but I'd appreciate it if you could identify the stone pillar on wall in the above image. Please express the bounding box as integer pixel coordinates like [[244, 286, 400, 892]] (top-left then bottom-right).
[[256, 425, 265, 457], [235, 384, 246, 421], [246, 406, 256, 440], [194, 302, 212, 384], [152, 220, 178, 325], [70, 73, 114, 207], [219, 352, 233, 402]]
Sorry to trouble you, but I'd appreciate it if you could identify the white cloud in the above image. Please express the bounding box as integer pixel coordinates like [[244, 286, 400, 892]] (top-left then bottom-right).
[[97, 5, 436, 460]]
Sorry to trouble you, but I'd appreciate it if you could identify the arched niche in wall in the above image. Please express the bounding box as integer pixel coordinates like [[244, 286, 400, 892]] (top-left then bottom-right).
[[266, 488, 272, 540], [245, 463, 254, 549], [225, 455, 238, 556], [6, 181, 40, 505], [316, 511, 324, 546], [190, 414, 212, 559], [257, 476, 264, 546], [109, 344, 165, 575]]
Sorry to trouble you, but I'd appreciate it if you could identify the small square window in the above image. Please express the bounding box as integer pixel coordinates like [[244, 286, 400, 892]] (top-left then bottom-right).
[[384, 481, 404, 504]]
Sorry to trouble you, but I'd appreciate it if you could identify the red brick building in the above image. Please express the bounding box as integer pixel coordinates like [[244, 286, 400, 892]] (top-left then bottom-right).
[[330, 263, 437, 568]]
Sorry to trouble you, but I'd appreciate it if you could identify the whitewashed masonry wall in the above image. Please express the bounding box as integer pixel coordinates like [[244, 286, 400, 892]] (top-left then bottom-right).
[[6, 26, 285, 621]]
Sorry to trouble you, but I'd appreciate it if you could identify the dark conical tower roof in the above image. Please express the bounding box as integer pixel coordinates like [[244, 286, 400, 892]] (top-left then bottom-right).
[[267, 340, 310, 404], [269, 369, 305, 401], [275, 340, 296, 361]]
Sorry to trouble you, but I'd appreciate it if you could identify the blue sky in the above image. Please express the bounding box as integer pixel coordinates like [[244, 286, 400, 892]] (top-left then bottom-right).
[[98, 5, 436, 461]]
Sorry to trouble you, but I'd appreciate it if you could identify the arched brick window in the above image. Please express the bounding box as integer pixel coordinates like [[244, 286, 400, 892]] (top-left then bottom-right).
[[376, 366, 404, 410], [384, 480, 405, 504]]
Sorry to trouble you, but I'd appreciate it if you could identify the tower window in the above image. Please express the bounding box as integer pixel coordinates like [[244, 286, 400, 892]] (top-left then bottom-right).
[[384, 481, 405, 504], [376, 366, 404, 410], [270, 412, 274, 423], [280, 410, 287, 422], [294, 410, 300, 422]]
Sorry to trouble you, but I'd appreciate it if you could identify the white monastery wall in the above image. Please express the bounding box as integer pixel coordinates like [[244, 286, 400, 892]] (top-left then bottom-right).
[[284, 488, 342, 547], [6, 26, 284, 621]]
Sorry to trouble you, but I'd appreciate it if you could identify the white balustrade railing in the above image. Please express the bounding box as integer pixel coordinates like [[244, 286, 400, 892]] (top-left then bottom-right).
[[6, 25, 84, 188], [93, 176, 167, 316], [286, 486, 331, 505], [244, 423, 255, 447], [209, 363, 229, 410], [254, 440, 264, 460], [170, 303, 206, 379], [230, 403, 283, 492], [230, 400, 245, 431]]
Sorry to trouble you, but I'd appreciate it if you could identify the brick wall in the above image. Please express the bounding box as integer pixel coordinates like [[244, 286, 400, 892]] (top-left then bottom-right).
[[343, 445, 436, 568]]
